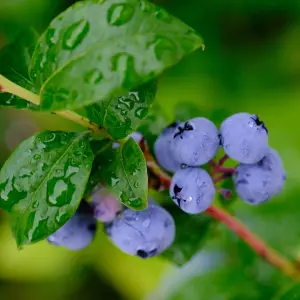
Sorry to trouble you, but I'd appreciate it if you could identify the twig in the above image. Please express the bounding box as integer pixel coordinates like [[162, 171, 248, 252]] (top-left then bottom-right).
[[218, 154, 229, 166], [141, 143, 300, 279], [0, 75, 110, 138], [205, 207, 300, 279]]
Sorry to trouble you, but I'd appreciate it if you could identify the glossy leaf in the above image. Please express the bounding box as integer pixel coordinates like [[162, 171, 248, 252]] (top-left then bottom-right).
[[0, 28, 39, 110], [30, 0, 203, 110], [75, 80, 157, 140], [0, 131, 94, 247], [161, 203, 214, 265], [96, 137, 147, 210], [138, 101, 169, 151], [84, 138, 113, 197]]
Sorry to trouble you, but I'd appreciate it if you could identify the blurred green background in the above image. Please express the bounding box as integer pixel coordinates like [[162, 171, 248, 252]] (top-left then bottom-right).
[[1, 0, 300, 299]]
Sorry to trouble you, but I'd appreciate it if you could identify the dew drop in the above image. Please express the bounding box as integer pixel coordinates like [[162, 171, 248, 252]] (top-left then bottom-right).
[[65, 166, 79, 178], [155, 9, 171, 22], [134, 181, 139, 188], [107, 3, 134, 26], [111, 177, 120, 187], [117, 96, 135, 110], [45, 28, 58, 46], [55, 212, 69, 226], [153, 36, 177, 63], [47, 179, 69, 206], [34, 154, 41, 160], [55, 169, 64, 177], [139, 0, 152, 12], [142, 218, 150, 227], [62, 19, 90, 50], [134, 107, 148, 119], [40, 132, 56, 143], [84, 69, 103, 84], [128, 197, 142, 208], [128, 91, 141, 103], [32, 201, 39, 209]]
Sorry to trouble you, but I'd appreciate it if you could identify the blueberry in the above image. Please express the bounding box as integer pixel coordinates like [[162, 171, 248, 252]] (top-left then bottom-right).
[[171, 118, 219, 166], [105, 202, 175, 258], [234, 147, 285, 205], [170, 167, 215, 214], [220, 113, 268, 164], [154, 122, 181, 172], [47, 210, 97, 250], [92, 188, 123, 222]]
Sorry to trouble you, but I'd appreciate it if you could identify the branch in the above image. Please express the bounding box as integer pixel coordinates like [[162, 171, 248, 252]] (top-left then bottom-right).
[[0, 75, 110, 138], [141, 142, 300, 279], [205, 206, 300, 279]]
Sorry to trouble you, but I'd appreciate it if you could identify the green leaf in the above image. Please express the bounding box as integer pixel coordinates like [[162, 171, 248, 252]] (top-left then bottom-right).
[[161, 203, 214, 265], [138, 101, 169, 150], [0, 28, 39, 110], [30, 0, 203, 111], [84, 138, 113, 197], [0, 131, 94, 247], [274, 283, 300, 300], [75, 80, 157, 140], [96, 137, 147, 210]]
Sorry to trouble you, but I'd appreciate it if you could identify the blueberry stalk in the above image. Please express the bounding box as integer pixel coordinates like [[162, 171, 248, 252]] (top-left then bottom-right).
[[0, 74, 110, 138], [205, 206, 300, 279], [218, 154, 229, 166], [142, 142, 300, 279]]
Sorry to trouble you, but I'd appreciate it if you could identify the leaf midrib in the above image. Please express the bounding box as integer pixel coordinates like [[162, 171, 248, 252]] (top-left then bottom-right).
[[119, 140, 135, 201]]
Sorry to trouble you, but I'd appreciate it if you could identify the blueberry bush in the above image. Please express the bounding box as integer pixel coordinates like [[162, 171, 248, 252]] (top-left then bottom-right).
[[1, 0, 300, 299]]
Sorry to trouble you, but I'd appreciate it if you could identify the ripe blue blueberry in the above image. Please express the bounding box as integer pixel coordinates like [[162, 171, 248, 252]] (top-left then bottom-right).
[[234, 147, 286, 205], [170, 167, 215, 214], [154, 122, 181, 172], [220, 113, 268, 164], [171, 118, 219, 166], [47, 208, 97, 250], [105, 202, 175, 258]]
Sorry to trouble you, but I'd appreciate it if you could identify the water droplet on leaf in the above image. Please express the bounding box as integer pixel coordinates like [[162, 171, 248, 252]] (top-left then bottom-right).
[[62, 19, 90, 50], [135, 107, 148, 119], [107, 3, 134, 26], [84, 69, 103, 84]]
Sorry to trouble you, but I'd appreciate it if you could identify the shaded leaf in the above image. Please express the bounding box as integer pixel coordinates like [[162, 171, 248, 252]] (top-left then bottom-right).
[[84, 138, 113, 197], [30, 0, 203, 110], [96, 137, 147, 210], [274, 283, 300, 300], [138, 101, 169, 151], [0, 131, 94, 247], [161, 203, 214, 265], [0, 28, 39, 110], [75, 80, 157, 140]]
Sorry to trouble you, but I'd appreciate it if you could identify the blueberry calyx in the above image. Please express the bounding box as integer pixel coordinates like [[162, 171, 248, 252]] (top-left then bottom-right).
[[174, 184, 183, 195], [136, 249, 148, 259], [174, 122, 194, 139], [251, 115, 268, 134]]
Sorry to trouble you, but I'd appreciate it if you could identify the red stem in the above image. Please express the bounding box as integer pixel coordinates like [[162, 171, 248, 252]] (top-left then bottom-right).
[[218, 154, 229, 166], [141, 142, 300, 279], [205, 206, 299, 278]]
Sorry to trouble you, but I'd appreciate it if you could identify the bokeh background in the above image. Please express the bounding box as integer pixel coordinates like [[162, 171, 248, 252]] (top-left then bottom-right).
[[1, 0, 300, 299]]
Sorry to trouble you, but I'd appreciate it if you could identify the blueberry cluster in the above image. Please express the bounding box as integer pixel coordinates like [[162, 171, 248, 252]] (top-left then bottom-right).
[[47, 190, 175, 258], [46, 112, 286, 257], [155, 113, 286, 213]]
